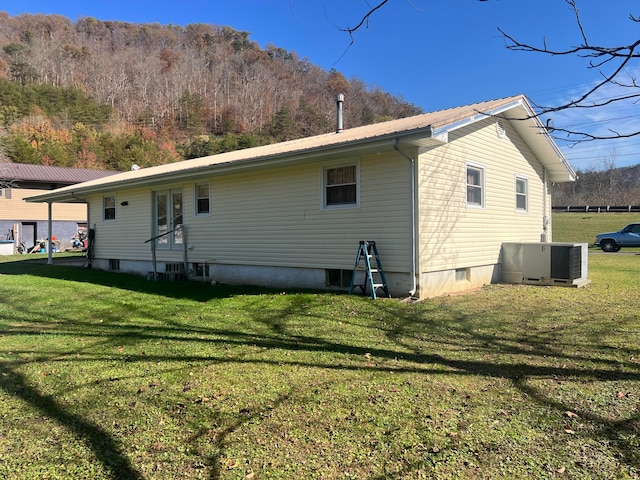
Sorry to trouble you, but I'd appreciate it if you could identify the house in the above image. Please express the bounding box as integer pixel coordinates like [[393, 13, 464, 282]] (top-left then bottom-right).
[[1, 163, 118, 252], [26, 95, 576, 298]]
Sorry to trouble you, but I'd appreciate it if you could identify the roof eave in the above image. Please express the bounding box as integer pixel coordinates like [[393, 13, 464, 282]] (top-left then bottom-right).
[[26, 127, 436, 204], [24, 95, 578, 205], [479, 98, 576, 183]]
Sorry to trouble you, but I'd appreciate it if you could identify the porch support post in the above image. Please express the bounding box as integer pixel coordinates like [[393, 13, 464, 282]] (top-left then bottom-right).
[[47, 202, 53, 265]]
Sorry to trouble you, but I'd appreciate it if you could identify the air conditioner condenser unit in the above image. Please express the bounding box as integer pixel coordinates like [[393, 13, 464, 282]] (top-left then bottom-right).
[[501, 242, 590, 287]]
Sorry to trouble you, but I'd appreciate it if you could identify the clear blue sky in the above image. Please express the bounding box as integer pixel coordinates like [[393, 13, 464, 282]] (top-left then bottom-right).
[[1, 0, 639, 170]]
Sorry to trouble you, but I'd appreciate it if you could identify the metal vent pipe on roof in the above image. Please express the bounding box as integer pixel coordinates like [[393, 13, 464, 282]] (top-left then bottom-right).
[[336, 94, 344, 133]]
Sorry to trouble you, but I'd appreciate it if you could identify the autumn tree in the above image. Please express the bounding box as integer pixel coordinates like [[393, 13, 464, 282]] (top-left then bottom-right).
[[0, 12, 423, 169]]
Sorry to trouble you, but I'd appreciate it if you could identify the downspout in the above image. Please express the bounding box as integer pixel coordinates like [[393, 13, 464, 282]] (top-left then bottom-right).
[[47, 202, 53, 265], [392, 138, 417, 296], [542, 167, 550, 242]]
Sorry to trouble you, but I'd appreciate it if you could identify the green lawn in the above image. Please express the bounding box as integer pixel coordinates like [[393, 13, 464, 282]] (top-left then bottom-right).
[[552, 212, 640, 244], [1, 253, 639, 479]]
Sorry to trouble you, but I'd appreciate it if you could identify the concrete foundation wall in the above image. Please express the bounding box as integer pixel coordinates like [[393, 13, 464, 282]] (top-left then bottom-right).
[[419, 264, 499, 298], [89, 257, 415, 297]]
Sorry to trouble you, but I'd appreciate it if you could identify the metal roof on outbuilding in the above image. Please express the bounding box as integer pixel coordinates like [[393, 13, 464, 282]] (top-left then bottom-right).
[[1, 163, 119, 185]]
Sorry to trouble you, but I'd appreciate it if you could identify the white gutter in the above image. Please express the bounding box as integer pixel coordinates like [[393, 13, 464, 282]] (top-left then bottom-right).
[[392, 139, 417, 297], [25, 127, 434, 205]]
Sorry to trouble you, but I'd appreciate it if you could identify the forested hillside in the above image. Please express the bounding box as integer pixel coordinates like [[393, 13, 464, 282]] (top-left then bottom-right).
[[551, 163, 640, 207], [0, 12, 421, 171]]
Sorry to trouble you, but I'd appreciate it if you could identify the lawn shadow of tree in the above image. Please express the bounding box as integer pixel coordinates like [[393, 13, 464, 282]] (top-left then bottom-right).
[[0, 359, 143, 479], [1, 258, 640, 478], [0, 256, 310, 301]]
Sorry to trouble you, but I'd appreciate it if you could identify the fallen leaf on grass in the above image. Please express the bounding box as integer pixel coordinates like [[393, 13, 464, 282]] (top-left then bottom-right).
[[221, 458, 238, 469], [564, 411, 579, 418], [564, 424, 575, 434], [618, 391, 628, 399]]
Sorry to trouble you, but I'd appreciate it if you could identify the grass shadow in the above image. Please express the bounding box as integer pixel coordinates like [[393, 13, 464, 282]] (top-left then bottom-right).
[[0, 359, 143, 479], [2, 255, 640, 476], [0, 255, 310, 301]]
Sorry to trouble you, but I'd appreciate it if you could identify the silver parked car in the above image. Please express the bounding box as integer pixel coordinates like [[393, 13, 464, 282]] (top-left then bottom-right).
[[595, 223, 640, 252]]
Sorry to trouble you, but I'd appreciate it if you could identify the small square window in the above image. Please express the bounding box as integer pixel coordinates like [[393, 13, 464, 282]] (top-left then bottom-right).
[[103, 195, 116, 221], [455, 268, 469, 282], [194, 263, 210, 278], [324, 165, 357, 207], [326, 269, 353, 288]]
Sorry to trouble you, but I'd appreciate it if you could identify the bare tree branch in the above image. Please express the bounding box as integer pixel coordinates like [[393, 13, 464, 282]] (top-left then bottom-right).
[[498, 0, 640, 143], [341, 0, 640, 144], [339, 0, 390, 46]]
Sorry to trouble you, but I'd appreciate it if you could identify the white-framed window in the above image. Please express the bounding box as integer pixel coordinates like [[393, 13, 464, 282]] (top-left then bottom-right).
[[323, 163, 359, 208], [154, 189, 183, 248], [194, 183, 210, 216], [466, 163, 485, 208], [103, 195, 116, 221], [515, 176, 528, 212]]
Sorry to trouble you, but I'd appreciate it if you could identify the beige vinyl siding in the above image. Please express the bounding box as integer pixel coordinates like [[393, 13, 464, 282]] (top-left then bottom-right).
[[87, 188, 155, 261], [1, 188, 87, 221], [90, 153, 413, 273], [419, 117, 548, 273]]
